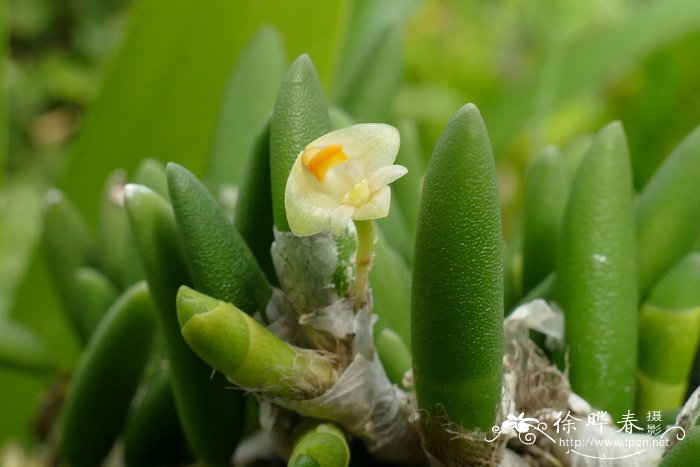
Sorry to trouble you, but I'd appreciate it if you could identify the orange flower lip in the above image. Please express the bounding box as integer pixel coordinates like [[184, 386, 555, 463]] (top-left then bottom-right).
[[302, 144, 349, 182]]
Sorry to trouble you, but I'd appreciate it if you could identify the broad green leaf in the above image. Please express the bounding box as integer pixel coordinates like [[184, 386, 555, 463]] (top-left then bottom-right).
[[486, 0, 700, 154], [207, 27, 286, 188], [0, 0, 6, 188], [62, 0, 347, 223], [330, 0, 418, 104], [0, 250, 81, 442], [0, 174, 44, 318], [338, 23, 403, 122]]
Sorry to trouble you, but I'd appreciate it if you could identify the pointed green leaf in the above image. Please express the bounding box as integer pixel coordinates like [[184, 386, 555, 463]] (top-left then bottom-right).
[[98, 171, 131, 289], [557, 122, 637, 419], [234, 120, 277, 284], [124, 184, 245, 465], [123, 368, 187, 467], [412, 104, 503, 432], [376, 328, 412, 388], [73, 267, 118, 339], [59, 282, 156, 467], [371, 230, 411, 347], [270, 55, 330, 231], [167, 163, 272, 316], [392, 119, 425, 248], [42, 190, 96, 344], [521, 146, 568, 293], [636, 125, 700, 296], [0, 320, 56, 374]]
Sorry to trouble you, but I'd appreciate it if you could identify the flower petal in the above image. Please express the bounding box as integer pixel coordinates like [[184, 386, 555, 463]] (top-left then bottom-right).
[[304, 123, 400, 174], [285, 153, 341, 236], [331, 205, 355, 234], [516, 421, 530, 433], [369, 164, 408, 191], [285, 124, 401, 236], [353, 186, 391, 220]]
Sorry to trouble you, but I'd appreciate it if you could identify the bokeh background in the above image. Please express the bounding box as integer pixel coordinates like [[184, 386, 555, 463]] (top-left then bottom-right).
[[2, 0, 700, 450]]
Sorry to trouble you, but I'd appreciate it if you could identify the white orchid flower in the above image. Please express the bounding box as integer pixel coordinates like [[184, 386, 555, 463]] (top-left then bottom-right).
[[285, 123, 407, 236]]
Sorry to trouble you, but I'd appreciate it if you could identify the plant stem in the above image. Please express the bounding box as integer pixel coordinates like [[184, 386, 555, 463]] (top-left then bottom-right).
[[353, 220, 375, 307]]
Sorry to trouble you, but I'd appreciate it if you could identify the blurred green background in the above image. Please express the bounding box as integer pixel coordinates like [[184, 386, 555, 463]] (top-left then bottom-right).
[[1, 0, 699, 452]]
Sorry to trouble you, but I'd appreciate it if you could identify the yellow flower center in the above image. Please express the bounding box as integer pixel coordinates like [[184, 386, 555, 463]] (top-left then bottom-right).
[[342, 179, 372, 206], [302, 144, 349, 183]]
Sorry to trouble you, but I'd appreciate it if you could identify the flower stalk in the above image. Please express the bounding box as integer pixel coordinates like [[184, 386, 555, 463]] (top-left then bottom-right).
[[352, 219, 374, 307]]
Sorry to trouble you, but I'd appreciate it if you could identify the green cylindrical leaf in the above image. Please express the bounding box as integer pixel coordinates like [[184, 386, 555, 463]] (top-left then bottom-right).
[[376, 196, 412, 262], [659, 426, 700, 467], [208, 26, 286, 187], [270, 55, 330, 231], [636, 125, 700, 296], [557, 122, 637, 419], [124, 184, 245, 466], [73, 267, 118, 339], [562, 134, 592, 183], [637, 252, 700, 413], [521, 146, 568, 293], [132, 158, 169, 201], [167, 163, 272, 316], [98, 170, 131, 289], [233, 119, 277, 284], [392, 119, 425, 249], [124, 158, 170, 286], [177, 286, 337, 399], [329, 106, 354, 130], [42, 190, 96, 344], [647, 252, 700, 311], [518, 272, 555, 307], [0, 320, 56, 374], [504, 232, 523, 313], [288, 422, 350, 467], [371, 229, 411, 348], [412, 103, 503, 432], [376, 328, 412, 388], [123, 368, 188, 467], [59, 282, 156, 467]]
